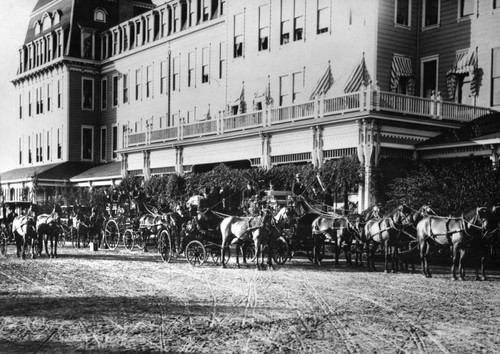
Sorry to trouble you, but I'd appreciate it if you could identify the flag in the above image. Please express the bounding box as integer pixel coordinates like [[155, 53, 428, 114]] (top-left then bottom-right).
[[344, 55, 371, 93], [309, 63, 334, 100]]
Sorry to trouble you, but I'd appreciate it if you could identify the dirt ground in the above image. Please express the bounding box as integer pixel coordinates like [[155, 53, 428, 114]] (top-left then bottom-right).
[[1, 243, 499, 354]]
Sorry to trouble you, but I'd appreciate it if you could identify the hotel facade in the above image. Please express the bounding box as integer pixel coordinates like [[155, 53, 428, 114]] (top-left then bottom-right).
[[1, 0, 500, 211]]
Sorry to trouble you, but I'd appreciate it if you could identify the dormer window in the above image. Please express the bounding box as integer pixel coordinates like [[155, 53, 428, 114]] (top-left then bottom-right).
[[53, 11, 61, 25], [34, 21, 41, 35], [42, 13, 52, 32], [94, 9, 107, 23]]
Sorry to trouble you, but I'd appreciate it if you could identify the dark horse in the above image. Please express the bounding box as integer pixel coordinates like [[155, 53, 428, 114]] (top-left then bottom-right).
[[417, 206, 491, 280], [364, 205, 412, 272], [220, 209, 274, 270], [12, 211, 38, 259], [311, 215, 359, 266], [36, 206, 61, 258]]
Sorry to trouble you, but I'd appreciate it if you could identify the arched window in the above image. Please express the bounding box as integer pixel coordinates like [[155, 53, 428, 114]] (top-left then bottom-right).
[[34, 21, 41, 35], [94, 9, 107, 23], [42, 13, 52, 31], [53, 11, 61, 25]]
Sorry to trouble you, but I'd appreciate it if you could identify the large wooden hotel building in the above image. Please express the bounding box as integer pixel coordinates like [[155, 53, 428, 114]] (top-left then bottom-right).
[[2, 0, 500, 210]]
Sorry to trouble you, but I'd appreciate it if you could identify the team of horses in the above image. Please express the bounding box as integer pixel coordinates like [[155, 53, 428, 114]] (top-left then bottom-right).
[[5, 199, 499, 281]]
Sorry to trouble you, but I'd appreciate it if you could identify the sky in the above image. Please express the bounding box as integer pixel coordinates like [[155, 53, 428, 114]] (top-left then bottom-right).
[[0, 1, 33, 173]]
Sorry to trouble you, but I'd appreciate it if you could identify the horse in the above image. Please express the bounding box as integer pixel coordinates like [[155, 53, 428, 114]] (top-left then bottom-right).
[[416, 206, 491, 280], [220, 209, 274, 270], [36, 207, 61, 258], [12, 212, 38, 259], [397, 205, 436, 272], [364, 205, 412, 273], [311, 215, 359, 266]]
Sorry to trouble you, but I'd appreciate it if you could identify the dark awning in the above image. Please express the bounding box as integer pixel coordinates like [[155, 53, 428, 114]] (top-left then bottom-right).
[[70, 161, 122, 182], [0, 162, 97, 184]]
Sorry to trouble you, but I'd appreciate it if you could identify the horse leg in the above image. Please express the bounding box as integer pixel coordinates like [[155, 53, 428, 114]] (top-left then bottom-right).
[[458, 248, 466, 281], [267, 231, 274, 271], [53, 232, 58, 258], [254, 238, 261, 270], [384, 243, 390, 273], [220, 238, 227, 269], [15, 233, 21, 258], [44, 234, 50, 257], [451, 243, 458, 281]]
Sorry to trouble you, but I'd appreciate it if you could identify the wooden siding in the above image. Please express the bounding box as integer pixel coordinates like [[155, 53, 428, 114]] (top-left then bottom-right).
[[68, 70, 101, 162], [377, 0, 419, 92]]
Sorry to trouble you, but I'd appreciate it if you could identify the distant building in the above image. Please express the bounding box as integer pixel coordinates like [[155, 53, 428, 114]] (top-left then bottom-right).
[[1, 0, 500, 211]]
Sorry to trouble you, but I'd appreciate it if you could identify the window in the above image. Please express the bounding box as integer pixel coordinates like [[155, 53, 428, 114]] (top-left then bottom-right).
[[281, 1, 292, 44], [36, 87, 43, 114], [123, 74, 129, 103], [46, 35, 52, 61], [146, 65, 153, 98], [46, 131, 50, 161], [174, 5, 180, 32], [492, 47, 500, 106], [146, 16, 153, 42], [36, 134, 39, 162], [203, 0, 210, 21], [495, 0, 499, 9], [135, 68, 141, 100], [135, 20, 142, 46], [28, 136, 32, 163], [47, 83, 51, 111], [34, 22, 41, 35], [19, 94, 22, 119], [81, 30, 93, 59], [112, 75, 118, 106], [219, 42, 226, 79], [57, 79, 62, 108], [101, 126, 107, 161], [57, 128, 62, 159], [188, 52, 195, 87], [279, 75, 290, 106], [423, 0, 439, 27], [113, 30, 118, 55], [81, 126, 94, 161], [94, 9, 106, 23], [234, 14, 243, 58], [28, 91, 32, 117], [172, 57, 179, 91], [101, 78, 107, 110], [202, 47, 209, 83], [42, 13, 52, 32], [459, 0, 474, 17], [19, 138, 22, 165], [161, 9, 167, 36], [53, 11, 61, 25], [221, 0, 226, 15], [82, 78, 94, 110], [421, 57, 438, 98], [317, 0, 330, 34], [122, 26, 128, 50], [160, 61, 167, 93], [112, 125, 118, 159], [259, 5, 269, 51], [456, 75, 473, 104], [294, 0, 305, 41], [292, 72, 303, 103], [396, 0, 411, 26], [56, 30, 63, 57]]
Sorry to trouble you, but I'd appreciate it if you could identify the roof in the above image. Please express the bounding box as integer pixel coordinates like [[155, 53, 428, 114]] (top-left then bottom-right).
[[70, 161, 122, 181], [0, 162, 97, 183], [418, 112, 500, 147]]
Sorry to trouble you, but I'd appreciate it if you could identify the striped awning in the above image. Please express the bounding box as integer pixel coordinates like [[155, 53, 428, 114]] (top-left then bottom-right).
[[390, 55, 414, 92], [448, 49, 477, 75], [344, 56, 371, 93], [309, 63, 334, 100]]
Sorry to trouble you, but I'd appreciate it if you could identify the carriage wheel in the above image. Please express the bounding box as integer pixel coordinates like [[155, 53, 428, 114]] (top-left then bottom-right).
[[57, 230, 66, 248], [134, 231, 145, 251], [185, 240, 207, 267], [123, 229, 134, 251], [242, 243, 256, 263], [158, 230, 172, 263], [273, 237, 290, 265], [104, 219, 120, 250]]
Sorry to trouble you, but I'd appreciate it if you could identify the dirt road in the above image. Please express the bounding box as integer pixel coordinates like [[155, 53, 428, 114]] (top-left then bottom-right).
[[1, 245, 499, 353]]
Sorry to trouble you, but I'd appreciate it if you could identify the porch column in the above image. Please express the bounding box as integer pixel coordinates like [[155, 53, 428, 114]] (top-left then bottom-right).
[[175, 146, 184, 176], [311, 126, 318, 168], [143, 150, 151, 181], [121, 153, 129, 179], [261, 133, 271, 170]]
